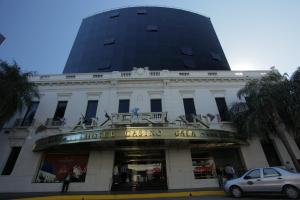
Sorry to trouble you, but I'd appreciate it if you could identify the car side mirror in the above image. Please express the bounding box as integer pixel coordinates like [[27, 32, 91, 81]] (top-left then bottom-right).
[[244, 175, 251, 180]]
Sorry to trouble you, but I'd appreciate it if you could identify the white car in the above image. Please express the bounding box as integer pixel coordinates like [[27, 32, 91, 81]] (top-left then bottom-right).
[[224, 167, 300, 199]]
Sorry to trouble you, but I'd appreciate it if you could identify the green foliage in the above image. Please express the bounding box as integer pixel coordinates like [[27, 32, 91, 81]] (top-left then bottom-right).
[[0, 60, 39, 125], [229, 68, 300, 139]]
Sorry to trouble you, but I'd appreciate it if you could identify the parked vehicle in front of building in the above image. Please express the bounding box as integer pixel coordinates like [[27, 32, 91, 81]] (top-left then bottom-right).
[[224, 167, 300, 199]]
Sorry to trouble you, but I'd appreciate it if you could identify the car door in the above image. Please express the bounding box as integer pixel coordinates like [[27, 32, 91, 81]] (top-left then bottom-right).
[[260, 168, 284, 192], [240, 169, 264, 192]]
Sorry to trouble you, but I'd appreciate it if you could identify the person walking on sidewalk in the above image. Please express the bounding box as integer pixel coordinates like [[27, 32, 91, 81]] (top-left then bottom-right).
[[224, 164, 236, 180], [216, 167, 223, 188], [61, 172, 71, 193]]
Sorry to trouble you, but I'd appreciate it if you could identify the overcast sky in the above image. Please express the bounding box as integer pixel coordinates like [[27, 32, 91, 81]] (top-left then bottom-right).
[[0, 0, 299, 75]]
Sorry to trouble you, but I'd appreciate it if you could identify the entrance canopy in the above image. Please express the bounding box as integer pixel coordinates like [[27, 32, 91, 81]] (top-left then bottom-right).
[[33, 127, 245, 151]]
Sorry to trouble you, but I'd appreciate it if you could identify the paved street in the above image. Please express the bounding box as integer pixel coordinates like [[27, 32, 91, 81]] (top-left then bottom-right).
[[131, 196, 288, 200], [0, 194, 289, 200]]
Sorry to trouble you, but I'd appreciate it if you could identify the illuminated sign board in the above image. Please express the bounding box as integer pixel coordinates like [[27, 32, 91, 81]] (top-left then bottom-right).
[[33, 127, 244, 151]]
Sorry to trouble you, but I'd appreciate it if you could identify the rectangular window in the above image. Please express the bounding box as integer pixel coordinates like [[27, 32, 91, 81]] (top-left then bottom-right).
[[191, 151, 216, 179], [1, 147, 21, 175], [35, 153, 89, 183], [22, 101, 39, 126], [296, 138, 300, 150], [191, 148, 245, 178], [85, 100, 98, 125], [215, 97, 228, 121], [181, 47, 193, 56], [118, 99, 130, 113], [245, 169, 261, 179], [137, 9, 147, 15], [53, 101, 67, 121], [263, 168, 281, 178], [183, 98, 196, 122], [151, 99, 162, 112], [261, 140, 282, 167]]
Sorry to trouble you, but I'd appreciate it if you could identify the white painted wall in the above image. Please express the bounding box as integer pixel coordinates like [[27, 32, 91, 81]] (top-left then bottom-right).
[[240, 138, 269, 169], [166, 147, 219, 189], [0, 133, 11, 174], [271, 133, 300, 172], [0, 131, 114, 193], [2, 70, 300, 192]]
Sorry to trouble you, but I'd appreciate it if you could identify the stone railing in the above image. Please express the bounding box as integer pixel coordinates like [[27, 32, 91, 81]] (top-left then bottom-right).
[[30, 68, 269, 83]]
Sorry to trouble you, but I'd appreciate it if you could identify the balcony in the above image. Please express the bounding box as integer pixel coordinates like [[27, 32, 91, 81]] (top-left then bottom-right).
[[45, 118, 65, 127], [111, 112, 167, 126], [177, 114, 235, 132], [14, 118, 35, 128]]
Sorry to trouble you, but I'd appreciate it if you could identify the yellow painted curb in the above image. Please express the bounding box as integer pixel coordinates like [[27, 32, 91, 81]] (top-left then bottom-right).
[[20, 190, 225, 200]]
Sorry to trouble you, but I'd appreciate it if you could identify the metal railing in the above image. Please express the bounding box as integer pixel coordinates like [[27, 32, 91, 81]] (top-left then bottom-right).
[[45, 118, 65, 127]]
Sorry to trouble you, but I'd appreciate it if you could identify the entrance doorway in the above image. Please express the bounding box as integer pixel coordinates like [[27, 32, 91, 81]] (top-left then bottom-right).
[[111, 149, 167, 191]]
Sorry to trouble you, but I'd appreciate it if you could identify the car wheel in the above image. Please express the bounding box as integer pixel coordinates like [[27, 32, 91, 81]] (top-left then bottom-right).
[[284, 185, 299, 199], [230, 186, 242, 198]]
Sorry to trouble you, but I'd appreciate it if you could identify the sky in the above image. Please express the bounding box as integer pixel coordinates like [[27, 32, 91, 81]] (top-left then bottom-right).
[[0, 0, 299, 75]]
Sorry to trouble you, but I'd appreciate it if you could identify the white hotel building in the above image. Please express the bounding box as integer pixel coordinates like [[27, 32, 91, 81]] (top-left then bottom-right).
[[0, 6, 299, 193]]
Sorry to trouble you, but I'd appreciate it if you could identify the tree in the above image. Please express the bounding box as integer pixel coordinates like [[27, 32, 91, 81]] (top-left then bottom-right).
[[0, 60, 39, 126], [229, 68, 300, 172]]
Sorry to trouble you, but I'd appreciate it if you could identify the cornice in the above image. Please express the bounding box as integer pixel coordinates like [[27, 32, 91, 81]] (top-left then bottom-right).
[[31, 69, 269, 87]]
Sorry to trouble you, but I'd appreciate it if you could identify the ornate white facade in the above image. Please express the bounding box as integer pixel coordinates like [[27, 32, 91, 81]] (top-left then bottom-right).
[[0, 68, 299, 192]]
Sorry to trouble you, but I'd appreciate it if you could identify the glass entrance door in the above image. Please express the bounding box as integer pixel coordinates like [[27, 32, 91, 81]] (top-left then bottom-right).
[[111, 150, 167, 191]]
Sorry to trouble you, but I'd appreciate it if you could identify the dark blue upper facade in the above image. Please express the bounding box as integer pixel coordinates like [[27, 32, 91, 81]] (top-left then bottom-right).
[[63, 6, 230, 73]]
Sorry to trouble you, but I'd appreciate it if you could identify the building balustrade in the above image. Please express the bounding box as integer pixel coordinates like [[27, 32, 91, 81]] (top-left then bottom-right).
[[10, 113, 234, 132], [176, 114, 234, 130], [30, 69, 269, 83], [45, 118, 65, 127]]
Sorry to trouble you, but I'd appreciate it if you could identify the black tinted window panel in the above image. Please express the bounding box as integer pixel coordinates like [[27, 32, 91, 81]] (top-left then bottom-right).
[[183, 98, 196, 122], [97, 60, 111, 70], [146, 25, 158, 32], [103, 38, 115, 45], [151, 99, 162, 112], [137, 9, 147, 15], [215, 97, 228, 121], [183, 59, 196, 68], [109, 12, 120, 18], [181, 47, 193, 56], [211, 52, 222, 61], [64, 7, 231, 73], [118, 99, 130, 113]]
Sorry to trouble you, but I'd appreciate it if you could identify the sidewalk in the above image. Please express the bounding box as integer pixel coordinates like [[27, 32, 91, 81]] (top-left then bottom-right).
[[0, 189, 225, 200]]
